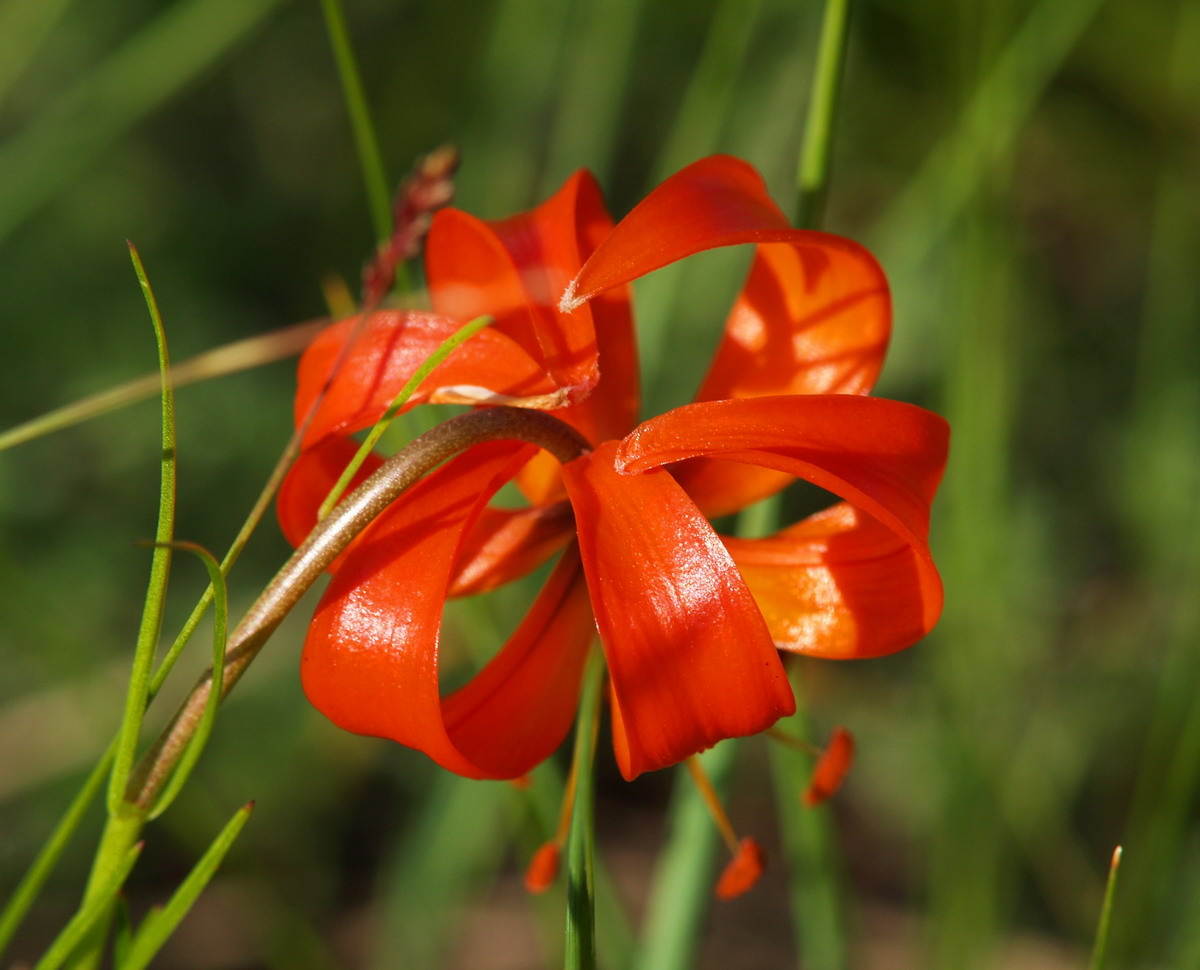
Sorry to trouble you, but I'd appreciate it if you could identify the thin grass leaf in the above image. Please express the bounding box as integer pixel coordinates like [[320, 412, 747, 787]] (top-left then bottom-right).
[[633, 743, 736, 970], [871, 0, 1108, 277], [31, 842, 143, 970], [1088, 847, 1122, 970], [319, 0, 392, 243], [371, 772, 509, 970], [0, 319, 323, 454], [112, 895, 133, 969], [145, 542, 228, 820], [0, 741, 116, 960], [316, 314, 493, 519], [118, 802, 254, 970], [768, 676, 848, 970], [764, 4, 855, 962], [794, 0, 852, 229], [636, 0, 763, 383], [0, 0, 75, 108], [565, 649, 605, 970], [107, 243, 176, 818], [0, 0, 286, 246]]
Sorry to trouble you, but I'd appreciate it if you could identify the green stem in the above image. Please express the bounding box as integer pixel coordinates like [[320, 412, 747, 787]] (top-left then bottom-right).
[[319, 0, 391, 243], [564, 649, 605, 970], [795, 0, 852, 228], [768, 665, 847, 970], [0, 319, 323, 454]]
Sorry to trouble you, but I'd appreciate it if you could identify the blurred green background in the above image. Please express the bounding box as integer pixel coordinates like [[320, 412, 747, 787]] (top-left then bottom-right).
[[1, 0, 1198, 967]]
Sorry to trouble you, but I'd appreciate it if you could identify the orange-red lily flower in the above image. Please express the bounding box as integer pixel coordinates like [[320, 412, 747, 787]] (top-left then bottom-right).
[[277, 156, 948, 782]]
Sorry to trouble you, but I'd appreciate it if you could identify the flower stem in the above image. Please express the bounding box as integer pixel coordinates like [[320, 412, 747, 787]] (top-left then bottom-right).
[[564, 648, 605, 970], [124, 407, 590, 812]]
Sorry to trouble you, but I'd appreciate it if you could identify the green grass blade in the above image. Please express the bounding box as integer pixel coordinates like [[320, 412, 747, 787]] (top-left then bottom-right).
[[369, 772, 509, 970], [145, 542, 228, 820], [769, 676, 848, 970], [119, 802, 254, 970], [871, 0, 1107, 276], [564, 649, 605, 970], [108, 243, 176, 817], [317, 314, 493, 519], [0, 0, 286, 246], [0, 0, 75, 108], [795, 0, 851, 229], [0, 319, 323, 454], [633, 743, 736, 970], [318, 0, 392, 243], [1088, 847, 1122, 970], [635, 0, 763, 385], [0, 741, 117, 960], [31, 842, 143, 970]]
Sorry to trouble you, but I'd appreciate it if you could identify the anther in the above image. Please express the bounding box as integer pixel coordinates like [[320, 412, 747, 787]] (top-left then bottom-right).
[[684, 755, 765, 900], [523, 758, 579, 894]]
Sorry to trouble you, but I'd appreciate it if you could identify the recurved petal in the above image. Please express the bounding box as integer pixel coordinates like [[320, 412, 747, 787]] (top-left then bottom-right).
[[295, 310, 561, 449], [561, 441, 795, 781], [696, 239, 890, 401], [448, 500, 576, 597], [428, 169, 638, 424], [618, 395, 949, 636], [722, 503, 942, 658], [301, 441, 592, 779]]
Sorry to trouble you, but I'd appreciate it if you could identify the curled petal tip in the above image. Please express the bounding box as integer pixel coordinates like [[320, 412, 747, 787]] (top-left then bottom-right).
[[524, 842, 561, 893], [715, 837, 766, 900], [804, 727, 855, 807]]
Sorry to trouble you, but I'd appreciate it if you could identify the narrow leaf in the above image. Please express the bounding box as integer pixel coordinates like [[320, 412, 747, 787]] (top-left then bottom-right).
[[108, 242, 176, 817], [565, 649, 605, 970], [145, 542, 228, 819], [119, 802, 254, 970], [31, 842, 143, 970], [1088, 846, 1123, 970], [0, 742, 116, 960]]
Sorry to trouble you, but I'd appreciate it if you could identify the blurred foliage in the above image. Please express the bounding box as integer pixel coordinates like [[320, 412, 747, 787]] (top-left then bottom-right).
[[1, 0, 1198, 967]]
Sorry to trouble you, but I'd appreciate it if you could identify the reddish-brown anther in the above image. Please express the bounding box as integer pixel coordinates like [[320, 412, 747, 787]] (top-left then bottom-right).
[[524, 842, 561, 894], [715, 837, 767, 900], [804, 727, 856, 807]]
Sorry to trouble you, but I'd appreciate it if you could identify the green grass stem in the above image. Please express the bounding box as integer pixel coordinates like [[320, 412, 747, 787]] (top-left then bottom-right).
[[1088, 847, 1122, 970], [632, 742, 737, 970], [318, 0, 392, 244], [0, 742, 117, 960], [106, 243, 177, 818], [565, 650, 605, 970], [0, 0, 285, 246], [145, 543, 228, 820], [795, 0, 851, 229], [118, 802, 254, 970], [31, 841, 143, 970], [0, 319, 323, 454]]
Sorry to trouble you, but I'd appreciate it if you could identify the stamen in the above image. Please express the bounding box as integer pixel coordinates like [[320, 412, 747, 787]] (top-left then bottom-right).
[[715, 837, 766, 901], [523, 756, 580, 894], [684, 756, 740, 856], [803, 727, 855, 807], [685, 756, 767, 899]]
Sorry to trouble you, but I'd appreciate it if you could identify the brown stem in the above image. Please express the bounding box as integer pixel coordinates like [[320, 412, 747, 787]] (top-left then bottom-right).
[[126, 407, 590, 809]]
